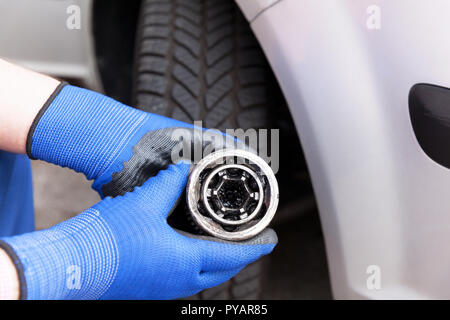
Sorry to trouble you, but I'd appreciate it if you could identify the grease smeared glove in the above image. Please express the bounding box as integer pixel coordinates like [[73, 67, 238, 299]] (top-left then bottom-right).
[[27, 83, 239, 198], [0, 163, 277, 300]]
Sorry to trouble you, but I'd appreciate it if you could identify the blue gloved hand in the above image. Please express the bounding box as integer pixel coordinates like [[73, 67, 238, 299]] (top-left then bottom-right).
[[27, 83, 240, 198], [0, 163, 277, 300]]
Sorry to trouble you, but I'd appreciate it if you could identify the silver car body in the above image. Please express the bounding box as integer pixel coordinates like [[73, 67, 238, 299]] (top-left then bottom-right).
[[0, 0, 101, 91]]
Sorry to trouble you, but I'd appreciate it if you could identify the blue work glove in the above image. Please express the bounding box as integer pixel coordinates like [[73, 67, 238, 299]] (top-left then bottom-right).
[[0, 163, 277, 300], [27, 83, 241, 198]]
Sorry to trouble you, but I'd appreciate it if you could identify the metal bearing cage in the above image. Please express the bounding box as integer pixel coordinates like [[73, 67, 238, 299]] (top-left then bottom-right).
[[186, 149, 279, 241]]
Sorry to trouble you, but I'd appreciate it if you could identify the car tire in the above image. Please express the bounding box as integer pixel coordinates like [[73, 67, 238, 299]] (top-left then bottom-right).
[[132, 0, 273, 300]]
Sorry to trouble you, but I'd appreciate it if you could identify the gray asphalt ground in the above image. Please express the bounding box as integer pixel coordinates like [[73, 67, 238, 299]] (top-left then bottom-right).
[[31, 160, 332, 299], [32, 160, 99, 230]]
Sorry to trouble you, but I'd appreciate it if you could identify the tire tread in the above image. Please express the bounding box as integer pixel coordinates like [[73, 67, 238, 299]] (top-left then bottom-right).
[[133, 0, 272, 299]]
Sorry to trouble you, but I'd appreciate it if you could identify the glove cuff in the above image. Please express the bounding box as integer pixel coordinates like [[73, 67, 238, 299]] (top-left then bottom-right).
[[25, 84, 148, 180], [0, 207, 120, 300], [26, 81, 68, 160]]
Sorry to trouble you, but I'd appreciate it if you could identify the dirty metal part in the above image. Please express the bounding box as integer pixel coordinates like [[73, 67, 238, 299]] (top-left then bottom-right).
[[186, 149, 279, 241]]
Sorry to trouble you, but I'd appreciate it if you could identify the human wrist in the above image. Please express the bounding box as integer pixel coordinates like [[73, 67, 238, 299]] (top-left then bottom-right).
[[0, 248, 20, 300], [0, 58, 60, 154]]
